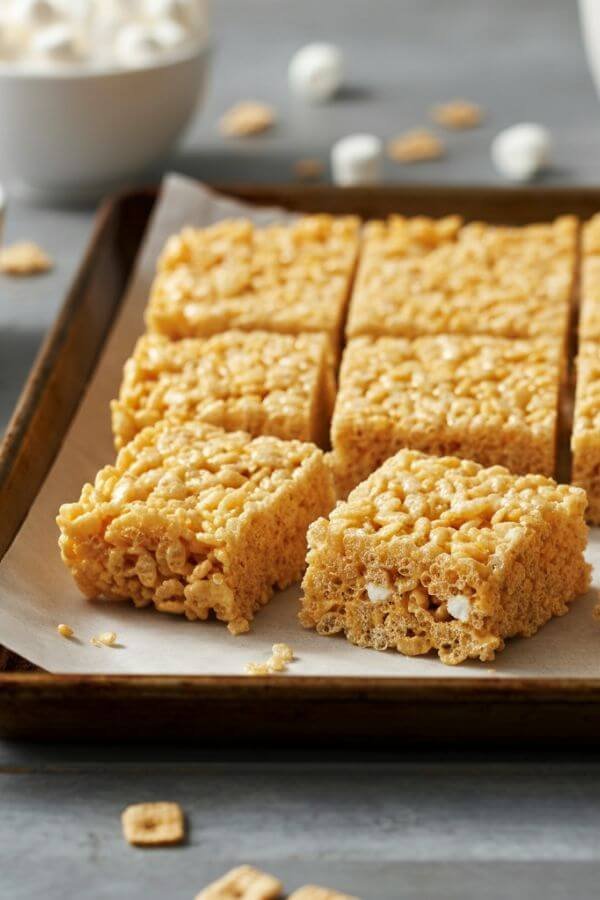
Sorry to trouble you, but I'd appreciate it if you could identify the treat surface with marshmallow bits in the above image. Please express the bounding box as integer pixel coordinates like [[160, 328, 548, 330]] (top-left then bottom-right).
[[301, 448, 590, 665]]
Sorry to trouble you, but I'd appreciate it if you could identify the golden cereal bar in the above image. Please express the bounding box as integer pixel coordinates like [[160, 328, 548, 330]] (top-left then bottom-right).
[[111, 331, 336, 451], [330, 334, 562, 497], [57, 421, 335, 634], [579, 215, 600, 341], [145, 216, 360, 357], [572, 340, 600, 523], [300, 449, 589, 665], [345, 215, 577, 344]]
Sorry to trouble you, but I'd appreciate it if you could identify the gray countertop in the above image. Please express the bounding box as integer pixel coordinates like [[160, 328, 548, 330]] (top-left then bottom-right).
[[2, 1, 600, 897]]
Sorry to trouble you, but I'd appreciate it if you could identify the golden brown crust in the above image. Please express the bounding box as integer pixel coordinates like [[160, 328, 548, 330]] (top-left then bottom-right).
[[572, 340, 600, 522], [58, 421, 335, 632], [300, 449, 589, 665], [111, 330, 335, 450]]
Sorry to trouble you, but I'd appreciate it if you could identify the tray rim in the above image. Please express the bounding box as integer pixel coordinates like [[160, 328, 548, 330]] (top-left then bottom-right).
[[4, 181, 600, 741]]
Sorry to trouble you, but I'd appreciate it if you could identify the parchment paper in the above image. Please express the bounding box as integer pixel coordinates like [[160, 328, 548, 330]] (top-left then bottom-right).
[[0, 173, 598, 676]]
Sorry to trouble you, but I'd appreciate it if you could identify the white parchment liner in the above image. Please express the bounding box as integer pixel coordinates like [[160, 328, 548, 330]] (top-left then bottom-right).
[[0, 173, 598, 676]]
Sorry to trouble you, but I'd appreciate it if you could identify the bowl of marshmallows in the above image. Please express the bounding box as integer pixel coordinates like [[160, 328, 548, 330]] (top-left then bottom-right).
[[0, 0, 209, 199]]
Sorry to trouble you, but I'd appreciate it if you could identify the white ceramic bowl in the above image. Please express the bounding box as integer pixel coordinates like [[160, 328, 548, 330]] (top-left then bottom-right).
[[0, 43, 210, 200]]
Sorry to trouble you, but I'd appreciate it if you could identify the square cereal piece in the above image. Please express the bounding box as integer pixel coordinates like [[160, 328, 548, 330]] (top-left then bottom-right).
[[345, 215, 577, 344], [121, 802, 184, 846], [57, 421, 335, 634], [145, 216, 360, 359], [111, 331, 335, 451], [330, 334, 561, 497], [300, 449, 589, 665], [579, 215, 600, 341], [196, 865, 283, 900], [572, 340, 600, 523], [289, 887, 359, 900]]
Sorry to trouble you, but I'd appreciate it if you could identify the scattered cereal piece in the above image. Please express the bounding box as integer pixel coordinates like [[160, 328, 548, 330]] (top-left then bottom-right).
[[387, 129, 445, 164], [57, 623, 74, 638], [293, 158, 325, 181], [195, 864, 283, 900], [431, 99, 483, 129], [244, 661, 271, 676], [593, 603, 600, 621], [90, 631, 117, 647], [245, 644, 296, 676], [271, 643, 294, 662], [0, 241, 53, 276], [289, 887, 359, 900], [219, 101, 275, 137], [121, 801, 185, 847]]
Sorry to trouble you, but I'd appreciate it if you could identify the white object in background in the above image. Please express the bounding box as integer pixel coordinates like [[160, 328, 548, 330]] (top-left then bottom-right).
[[11, 0, 63, 28], [146, 0, 195, 27], [114, 22, 162, 66], [490, 123, 552, 182], [30, 23, 85, 63], [288, 42, 344, 103], [331, 133, 383, 186], [0, 43, 210, 199], [579, 0, 600, 100], [153, 18, 188, 50]]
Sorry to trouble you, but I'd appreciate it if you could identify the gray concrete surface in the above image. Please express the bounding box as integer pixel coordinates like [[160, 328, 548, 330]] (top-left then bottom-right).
[[2, 1, 600, 897]]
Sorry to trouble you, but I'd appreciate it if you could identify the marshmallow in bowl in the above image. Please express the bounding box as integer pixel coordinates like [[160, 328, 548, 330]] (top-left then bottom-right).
[[114, 22, 163, 66], [12, 0, 63, 28], [153, 18, 188, 51], [288, 42, 344, 104], [30, 23, 85, 63], [491, 123, 552, 182], [331, 133, 383, 185], [146, 0, 196, 27]]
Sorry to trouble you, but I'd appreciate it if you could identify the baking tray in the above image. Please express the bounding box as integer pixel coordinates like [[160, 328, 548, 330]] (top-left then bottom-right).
[[2, 183, 600, 745]]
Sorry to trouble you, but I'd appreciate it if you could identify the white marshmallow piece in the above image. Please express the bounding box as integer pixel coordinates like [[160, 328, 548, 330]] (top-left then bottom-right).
[[115, 22, 162, 66], [491, 123, 552, 183], [288, 42, 344, 104], [146, 0, 194, 27], [153, 18, 188, 50], [447, 594, 472, 623], [11, 0, 63, 28], [30, 23, 85, 63], [366, 580, 392, 603], [331, 133, 383, 186]]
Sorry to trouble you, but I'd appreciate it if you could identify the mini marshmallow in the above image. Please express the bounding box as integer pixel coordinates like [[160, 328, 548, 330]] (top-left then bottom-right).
[[146, 0, 195, 27], [30, 23, 84, 63], [491, 123, 552, 182], [331, 133, 383, 186], [366, 581, 392, 603], [288, 42, 344, 104], [11, 0, 63, 28], [447, 594, 472, 623], [115, 22, 162, 66], [153, 18, 188, 50]]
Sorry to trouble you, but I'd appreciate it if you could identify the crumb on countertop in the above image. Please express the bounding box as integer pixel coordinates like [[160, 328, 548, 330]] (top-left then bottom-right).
[[219, 101, 276, 137], [0, 241, 53, 276], [387, 129, 445, 163]]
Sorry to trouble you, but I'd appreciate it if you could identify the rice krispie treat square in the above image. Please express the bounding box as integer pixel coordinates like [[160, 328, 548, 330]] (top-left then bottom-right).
[[111, 331, 335, 451], [300, 449, 589, 665], [345, 215, 577, 344], [58, 421, 335, 635], [572, 340, 600, 523], [330, 334, 562, 496], [145, 216, 360, 357], [579, 215, 600, 341]]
